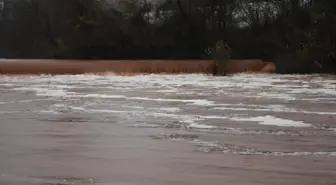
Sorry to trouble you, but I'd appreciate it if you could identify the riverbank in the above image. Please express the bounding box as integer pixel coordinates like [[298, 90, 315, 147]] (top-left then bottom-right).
[[0, 59, 334, 75], [0, 59, 276, 75]]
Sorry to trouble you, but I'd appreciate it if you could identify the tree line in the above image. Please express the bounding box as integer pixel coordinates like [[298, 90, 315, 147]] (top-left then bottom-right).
[[0, 0, 335, 73]]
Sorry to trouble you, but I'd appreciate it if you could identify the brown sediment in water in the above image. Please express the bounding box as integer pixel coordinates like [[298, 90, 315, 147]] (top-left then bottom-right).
[[0, 59, 214, 75], [0, 59, 275, 75], [221, 59, 276, 74]]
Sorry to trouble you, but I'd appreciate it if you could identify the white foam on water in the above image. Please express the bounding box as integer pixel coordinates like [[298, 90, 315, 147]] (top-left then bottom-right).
[[300, 110, 336, 115], [157, 107, 180, 113], [175, 92, 197, 95], [55, 103, 218, 129], [5, 73, 335, 99], [36, 110, 61, 115], [257, 92, 296, 101], [3, 74, 336, 121], [92, 94, 214, 106], [149, 112, 229, 122], [328, 128, 336, 132], [126, 96, 215, 106], [188, 123, 216, 129], [290, 88, 336, 96], [180, 138, 336, 156], [12, 87, 71, 97], [151, 89, 180, 93], [0, 99, 45, 105], [0, 111, 21, 114], [130, 123, 161, 128], [258, 151, 336, 156], [66, 92, 216, 106], [48, 103, 73, 112], [146, 112, 218, 129], [71, 94, 126, 99], [150, 112, 196, 121], [178, 119, 196, 124], [213, 105, 336, 115], [34, 84, 72, 89], [37, 89, 71, 97], [307, 97, 336, 101], [71, 107, 129, 114], [213, 104, 299, 113], [231, 115, 311, 127], [0, 83, 16, 87], [68, 106, 86, 111], [50, 103, 69, 108], [123, 105, 145, 109], [200, 115, 230, 119], [214, 107, 269, 112], [190, 99, 215, 106]]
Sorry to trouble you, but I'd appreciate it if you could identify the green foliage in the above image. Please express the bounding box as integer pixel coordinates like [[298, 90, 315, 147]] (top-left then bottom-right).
[[52, 38, 69, 58], [78, 16, 99, 26], [0, 0, 335, 72]]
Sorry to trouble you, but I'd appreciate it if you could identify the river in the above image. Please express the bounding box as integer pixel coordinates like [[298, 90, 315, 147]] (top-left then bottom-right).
[[0, 74, 335, 185]]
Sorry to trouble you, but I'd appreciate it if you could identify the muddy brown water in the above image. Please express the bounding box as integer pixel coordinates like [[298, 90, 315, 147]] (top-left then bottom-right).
[[0, 59, 274, 75], [0, 73, 335, 185], [0, 59, 215, 74]]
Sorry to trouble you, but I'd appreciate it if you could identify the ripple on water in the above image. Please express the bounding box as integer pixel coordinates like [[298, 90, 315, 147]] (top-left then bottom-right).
[[39, 116, 90, 123], [230, 115, 312, 128], [2, 74, 336, 158], [150, 133, 336, 157], [0, 174, 96, 185]]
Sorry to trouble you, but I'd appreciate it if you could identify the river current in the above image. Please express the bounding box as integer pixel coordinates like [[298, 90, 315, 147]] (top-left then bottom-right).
[[0, 74, 335, 185]]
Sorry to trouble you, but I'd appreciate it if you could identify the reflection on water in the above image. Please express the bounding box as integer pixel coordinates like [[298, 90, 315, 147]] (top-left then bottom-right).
[[39, 116, 91, 123], [0, 74, 335, 185]]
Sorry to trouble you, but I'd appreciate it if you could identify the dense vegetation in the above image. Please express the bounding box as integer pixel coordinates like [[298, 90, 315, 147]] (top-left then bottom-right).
[[0, 0, 335, 73]]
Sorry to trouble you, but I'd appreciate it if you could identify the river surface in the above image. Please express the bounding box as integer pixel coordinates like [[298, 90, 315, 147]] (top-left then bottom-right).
[[0, 74, 335, 185]]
